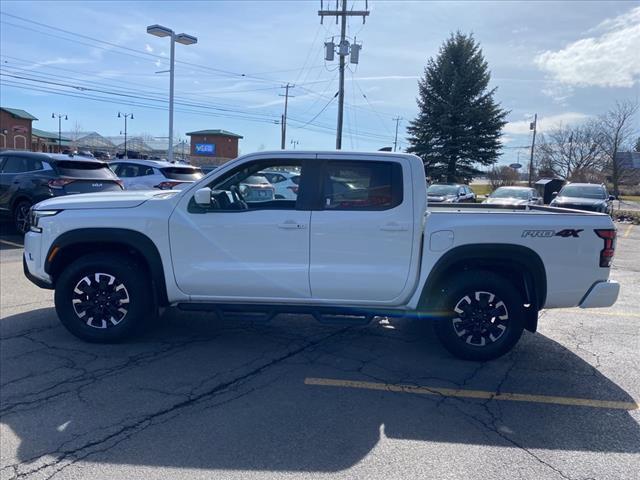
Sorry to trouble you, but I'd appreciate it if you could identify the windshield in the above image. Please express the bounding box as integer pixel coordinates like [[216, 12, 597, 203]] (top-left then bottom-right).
[[428, 185, 458, 196], [161, 167, 203, 181], [490, 188, 530, 199], [559, 185, 606, 199], [54, 161, 118, 179]]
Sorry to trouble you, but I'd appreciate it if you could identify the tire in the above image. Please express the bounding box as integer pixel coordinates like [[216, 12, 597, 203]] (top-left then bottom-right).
[[54, 253, 155, 342], [433, 270, 525, 361], [13, 199, 32, 235]]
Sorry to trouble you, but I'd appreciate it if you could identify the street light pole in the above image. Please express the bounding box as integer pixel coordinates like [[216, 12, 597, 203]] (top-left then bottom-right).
[[118, 112, 133, 159], [147, 24, 197, 162], [168, 36, 176, 163], [51, 113, 67, 152]]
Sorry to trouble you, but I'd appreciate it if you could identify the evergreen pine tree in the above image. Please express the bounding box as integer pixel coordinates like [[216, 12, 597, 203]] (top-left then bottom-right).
[[407, 32, 508, 183]]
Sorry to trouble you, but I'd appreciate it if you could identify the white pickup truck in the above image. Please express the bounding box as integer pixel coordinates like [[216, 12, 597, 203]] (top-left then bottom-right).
[[23, 151, 620, 360]]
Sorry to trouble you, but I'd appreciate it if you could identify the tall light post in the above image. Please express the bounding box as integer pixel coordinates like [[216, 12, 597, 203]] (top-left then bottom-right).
[[118, 112, 133, 159], [51, 113, 67, 152], [146, 24, 197, 162]]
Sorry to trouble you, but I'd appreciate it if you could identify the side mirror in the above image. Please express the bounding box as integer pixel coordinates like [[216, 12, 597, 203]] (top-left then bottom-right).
[[608, 195, 615, 201], [194, 187, 212, 206], [551, 191, 558, 198]]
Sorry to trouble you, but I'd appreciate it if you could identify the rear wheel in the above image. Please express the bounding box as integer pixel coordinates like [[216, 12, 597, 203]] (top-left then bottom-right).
[[433, 271, 525, 361], [13, 200, 32, 235], [54, 253, 155, 342]]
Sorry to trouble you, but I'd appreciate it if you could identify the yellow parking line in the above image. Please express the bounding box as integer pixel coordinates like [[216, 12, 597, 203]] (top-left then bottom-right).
[[622, 224, 633, 238], [304, 377, 639, 410], [0, 239, 23, 248]]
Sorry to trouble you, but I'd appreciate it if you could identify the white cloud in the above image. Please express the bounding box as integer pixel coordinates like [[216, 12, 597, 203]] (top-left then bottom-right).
[[504, 112, 590, 135], [145, 43, 154, 53], [534, 6, 640, 88]]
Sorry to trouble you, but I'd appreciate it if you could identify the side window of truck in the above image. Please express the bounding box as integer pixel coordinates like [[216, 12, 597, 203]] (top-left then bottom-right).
[[322, 160, 403, 210]]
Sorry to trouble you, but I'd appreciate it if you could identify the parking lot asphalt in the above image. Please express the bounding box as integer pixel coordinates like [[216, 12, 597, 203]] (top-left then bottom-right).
[[0, 222, 638, 480]]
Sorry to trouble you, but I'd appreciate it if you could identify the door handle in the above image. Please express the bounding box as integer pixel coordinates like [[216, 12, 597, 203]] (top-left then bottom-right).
[[380, 222, 409, 232], [278, 220, 307, 230]]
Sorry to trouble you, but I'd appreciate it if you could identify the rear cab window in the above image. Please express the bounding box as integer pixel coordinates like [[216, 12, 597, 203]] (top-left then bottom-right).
[[322, 160, 403, 210]]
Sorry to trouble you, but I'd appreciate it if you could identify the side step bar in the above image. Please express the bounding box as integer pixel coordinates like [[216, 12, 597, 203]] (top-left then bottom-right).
[[177, 303, 408, 325]]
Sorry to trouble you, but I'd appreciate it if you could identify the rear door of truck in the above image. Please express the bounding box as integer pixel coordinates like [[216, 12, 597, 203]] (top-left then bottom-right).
[[309, 154, 415, 303]]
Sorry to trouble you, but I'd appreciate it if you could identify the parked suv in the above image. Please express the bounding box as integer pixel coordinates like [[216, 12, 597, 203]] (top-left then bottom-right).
[[0, 151, 124, 233], [484, 186, 542, 206], [550, 183, 614, 214], [110, 160, 204, 190], [261, 170, 300, 199], [427, 183, 475, 203]]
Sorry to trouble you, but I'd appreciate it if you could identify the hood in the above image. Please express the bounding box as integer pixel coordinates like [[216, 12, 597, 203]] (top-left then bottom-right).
[[484, 197, 528, 206], [35, 190, 180, 211], [553, 196, 606, 206]]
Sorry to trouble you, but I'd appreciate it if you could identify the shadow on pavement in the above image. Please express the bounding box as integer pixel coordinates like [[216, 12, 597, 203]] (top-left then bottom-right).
[[1, 307, 638, 474], [0, 221, 23, 250]]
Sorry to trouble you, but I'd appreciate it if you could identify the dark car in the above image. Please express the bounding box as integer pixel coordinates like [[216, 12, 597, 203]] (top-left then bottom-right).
[[0, 151, 124, 234], [427, 183, 475, 203], [549, 183, 614, 214]]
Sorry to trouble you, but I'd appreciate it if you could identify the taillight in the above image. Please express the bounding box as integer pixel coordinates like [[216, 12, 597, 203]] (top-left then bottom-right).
[[287, 185, 299, 194], [48, 178, 75, 189], [155, 181, 182, 190], [595, 229, 616, 268]]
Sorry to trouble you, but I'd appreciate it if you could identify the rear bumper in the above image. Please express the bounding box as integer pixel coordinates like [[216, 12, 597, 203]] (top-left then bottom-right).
[[579, 280, 620, 308]]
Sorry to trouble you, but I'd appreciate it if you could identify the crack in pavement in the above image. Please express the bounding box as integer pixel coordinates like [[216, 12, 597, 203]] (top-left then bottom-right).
[[0, 335, 217, 416], [2, 327, 351, 480]]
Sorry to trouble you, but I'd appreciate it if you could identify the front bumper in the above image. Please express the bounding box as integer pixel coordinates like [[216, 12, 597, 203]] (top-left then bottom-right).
[[23, 256, 53, 289], [579, 280, 620, 308], [23, 231, 53, 289]]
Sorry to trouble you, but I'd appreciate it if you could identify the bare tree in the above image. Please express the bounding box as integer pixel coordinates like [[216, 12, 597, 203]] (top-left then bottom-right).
[[71, 122, 83, 150], [597, 100, 639, 196], [534, 121, 605, 181], [488, 165, 519, 189]]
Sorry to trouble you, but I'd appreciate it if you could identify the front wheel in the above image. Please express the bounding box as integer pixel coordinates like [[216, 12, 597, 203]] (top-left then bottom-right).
[[433, 271, 525, 361], [13, 200, 32, 235], [54, 253, 155, 342]]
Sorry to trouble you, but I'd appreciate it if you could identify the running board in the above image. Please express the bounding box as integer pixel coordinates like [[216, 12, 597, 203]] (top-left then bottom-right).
[[177, 303, 406, 325]]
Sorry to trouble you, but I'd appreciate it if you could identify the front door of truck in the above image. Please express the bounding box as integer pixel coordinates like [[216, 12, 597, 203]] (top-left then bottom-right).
[[169, 156, 312, 300]]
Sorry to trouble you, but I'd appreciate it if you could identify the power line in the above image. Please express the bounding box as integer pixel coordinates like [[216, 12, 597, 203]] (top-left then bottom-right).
[[295, 91, 338, 128]]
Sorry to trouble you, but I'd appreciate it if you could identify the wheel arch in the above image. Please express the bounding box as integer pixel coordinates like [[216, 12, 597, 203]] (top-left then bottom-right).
[[419, 244, 547, 332], [45, 228, 169, 306]]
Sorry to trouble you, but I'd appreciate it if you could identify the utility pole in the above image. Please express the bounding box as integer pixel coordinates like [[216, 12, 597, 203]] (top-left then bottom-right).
[[528, 113, 537, 187], [319, 0, 369, 150], [51, 113, 67, 152], [280, 83, 294, 149], [290, 139, 299, 150], [392, 116, 402, 152], [567, 131, 574, 179], [118, 112, 133, 159]]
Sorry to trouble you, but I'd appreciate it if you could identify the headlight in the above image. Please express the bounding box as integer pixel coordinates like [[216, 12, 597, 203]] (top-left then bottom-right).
[[29, 209, 60, 233]]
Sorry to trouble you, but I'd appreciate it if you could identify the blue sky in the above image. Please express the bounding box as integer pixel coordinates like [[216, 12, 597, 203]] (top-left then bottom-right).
[[1, 1, 638, 164]]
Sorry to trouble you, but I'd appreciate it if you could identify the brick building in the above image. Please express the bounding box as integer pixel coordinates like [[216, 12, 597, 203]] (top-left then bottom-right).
[[0, 107, 37, 150], [32, 128, 71, 153], [186, 129, 242, 166]]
